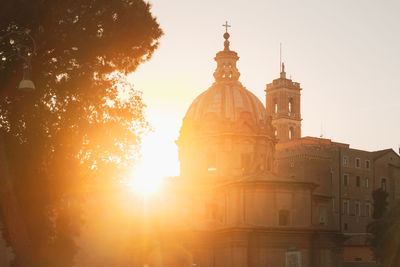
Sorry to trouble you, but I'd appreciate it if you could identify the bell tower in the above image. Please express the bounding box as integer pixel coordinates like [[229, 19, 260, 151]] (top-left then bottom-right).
[[265, 63, 302, 143]]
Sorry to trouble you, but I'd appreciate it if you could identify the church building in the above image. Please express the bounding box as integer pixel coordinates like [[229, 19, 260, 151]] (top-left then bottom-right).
[[160, 27, 348, 267], [143, 24, 400, 267]]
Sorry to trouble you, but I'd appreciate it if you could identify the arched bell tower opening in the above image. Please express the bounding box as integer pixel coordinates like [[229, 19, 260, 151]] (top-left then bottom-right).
[[265, 63, 302, 143], [288, 97, 294, 113]]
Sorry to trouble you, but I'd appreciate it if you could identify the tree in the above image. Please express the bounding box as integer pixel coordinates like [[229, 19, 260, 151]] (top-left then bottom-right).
[[371, 199, 400, 267], [0, 1, 162, 266], [367, 188, 389, 263]]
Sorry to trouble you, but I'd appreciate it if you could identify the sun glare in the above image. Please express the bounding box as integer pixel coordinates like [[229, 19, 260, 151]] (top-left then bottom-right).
[[126, 133, 177, 196], [128, 164, 162, 196]]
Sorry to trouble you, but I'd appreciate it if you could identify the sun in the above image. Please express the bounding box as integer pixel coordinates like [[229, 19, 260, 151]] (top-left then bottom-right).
[[128, 164, 162, 196], [125, 125, 179, 196]]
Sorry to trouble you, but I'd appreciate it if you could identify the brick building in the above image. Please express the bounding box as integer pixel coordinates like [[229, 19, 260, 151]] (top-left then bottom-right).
[[270, 66, 400, 266]]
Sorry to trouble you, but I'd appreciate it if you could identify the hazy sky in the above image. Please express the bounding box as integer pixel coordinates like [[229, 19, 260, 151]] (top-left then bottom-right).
[[130, 0, 400, 178]]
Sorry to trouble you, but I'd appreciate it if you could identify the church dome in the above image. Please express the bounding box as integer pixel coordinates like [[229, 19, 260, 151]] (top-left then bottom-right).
[[182, 30, 270, 133], [184, 84, 268, 125], [177, 26, 275, 179]]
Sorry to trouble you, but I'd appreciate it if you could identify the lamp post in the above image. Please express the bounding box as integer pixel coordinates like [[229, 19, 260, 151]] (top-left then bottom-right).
[[0, 29, 36, 92], [0, 29, 37, 266]]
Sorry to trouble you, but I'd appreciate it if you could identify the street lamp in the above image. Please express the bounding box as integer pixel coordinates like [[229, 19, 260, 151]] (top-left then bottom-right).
[[0, 30, 36, 92], [18, 59, 35, 92]]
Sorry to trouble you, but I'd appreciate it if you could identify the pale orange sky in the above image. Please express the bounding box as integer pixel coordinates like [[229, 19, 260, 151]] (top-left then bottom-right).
[[130, 0, 400, 178]]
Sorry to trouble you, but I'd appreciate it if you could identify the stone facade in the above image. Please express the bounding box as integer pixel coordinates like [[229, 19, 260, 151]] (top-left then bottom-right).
[[164, 32, 346, 267], [142, 30, 400, 267]]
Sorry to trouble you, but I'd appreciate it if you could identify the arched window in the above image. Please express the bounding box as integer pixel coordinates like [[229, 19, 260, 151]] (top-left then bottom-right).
[[274, 129, 278, 137], [279, 210, 290, 226], [289, 127, 294, 140], [381, 178, 387, 191], [288, 98, 293, 113], [274, 99, 278, 113], [366, 203, 371, 217]]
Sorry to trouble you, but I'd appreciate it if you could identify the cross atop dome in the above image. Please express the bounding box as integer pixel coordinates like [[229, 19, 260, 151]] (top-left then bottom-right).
[[222, 21, 231, 33], [222, 21, 231, 51]]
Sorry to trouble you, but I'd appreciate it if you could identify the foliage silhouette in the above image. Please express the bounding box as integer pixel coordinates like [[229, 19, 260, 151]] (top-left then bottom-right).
[[374, 200, 400, 267], [367, 188, 389, 264], [0, 0, 162, 265]]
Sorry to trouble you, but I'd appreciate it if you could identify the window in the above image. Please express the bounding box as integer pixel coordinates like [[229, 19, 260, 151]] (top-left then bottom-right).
[[365, 177, 369, 188], [365, 160, 370, 169], [266, 157, 271, 171], [318, 206, 327, 225], [355, 201, 360, 216], [274, 129, 278, 137], [288, 98, 293, 113], [274, 102, 278, 113], [344, 174, 349, 186], [260, 154, 266, 170], [366, 203, 371, 217], [355, 158, 361, 168], [206, 152, 217, 171], [241, 153, 251, 173], [344, 223, 348, 231], [289, 127, 294, 140], [279, 210, 290, 226], [343, 200, 349, 215], [330, 172, 334, 185], [381, 178, 387, 192], [343, 156, 348, 167], [356, 176, 360, 187]]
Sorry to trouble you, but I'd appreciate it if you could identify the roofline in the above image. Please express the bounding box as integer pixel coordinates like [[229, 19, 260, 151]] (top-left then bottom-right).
[[276, 137, 400, 158], [389, 163, 400, 169], [276, 136, 349, 150], [373, 148, 400, 161]]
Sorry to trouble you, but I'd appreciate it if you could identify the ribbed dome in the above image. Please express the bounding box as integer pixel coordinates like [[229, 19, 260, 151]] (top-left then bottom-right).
[[184, 84, 268, 125], [177, 29, 276, 179], [180, 30, 271, 136]]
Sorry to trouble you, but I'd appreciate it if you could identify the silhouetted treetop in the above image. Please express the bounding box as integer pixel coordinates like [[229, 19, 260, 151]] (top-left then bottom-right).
[[0, 1, 162, 266], [1, 0, 162, 72]]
